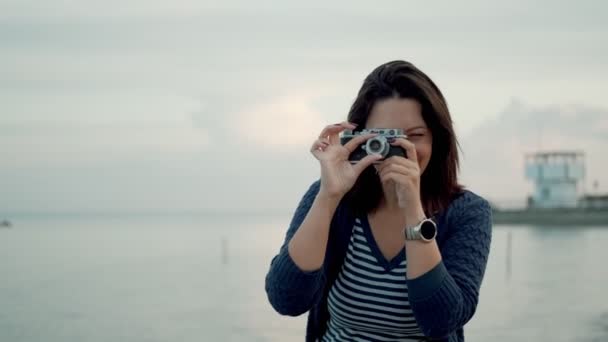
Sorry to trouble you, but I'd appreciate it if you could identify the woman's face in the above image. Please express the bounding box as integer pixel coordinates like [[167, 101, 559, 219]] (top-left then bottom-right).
[[365, 97, 433, 174]]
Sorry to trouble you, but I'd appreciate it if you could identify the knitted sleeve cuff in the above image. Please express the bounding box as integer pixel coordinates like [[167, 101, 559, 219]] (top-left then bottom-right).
[[407, 260, 449, 302], [271, 247, 325, 292]]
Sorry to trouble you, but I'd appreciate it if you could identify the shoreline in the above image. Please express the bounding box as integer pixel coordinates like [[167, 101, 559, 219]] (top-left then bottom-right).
[[492, 207, 608, 226]]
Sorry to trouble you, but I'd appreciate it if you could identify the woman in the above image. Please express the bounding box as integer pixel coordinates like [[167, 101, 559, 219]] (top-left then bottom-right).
[[265, 60, 492, 342]]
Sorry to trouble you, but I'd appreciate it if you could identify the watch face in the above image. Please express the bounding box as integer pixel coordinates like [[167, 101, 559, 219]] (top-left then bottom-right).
[[420, 220, 437, 240]]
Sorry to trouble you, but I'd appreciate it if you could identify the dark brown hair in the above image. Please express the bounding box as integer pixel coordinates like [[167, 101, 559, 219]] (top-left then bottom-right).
[[344, 60, 463, 216]]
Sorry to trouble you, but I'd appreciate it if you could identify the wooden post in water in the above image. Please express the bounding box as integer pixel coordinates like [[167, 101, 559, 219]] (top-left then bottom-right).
[[506, 230, 512, 281]]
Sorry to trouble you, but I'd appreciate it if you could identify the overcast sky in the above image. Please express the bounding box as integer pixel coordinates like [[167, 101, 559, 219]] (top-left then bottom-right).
[[1, 0, 607, 214]]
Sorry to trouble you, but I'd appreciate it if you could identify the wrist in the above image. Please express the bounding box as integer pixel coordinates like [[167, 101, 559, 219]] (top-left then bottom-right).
[[317, 187, 344, 205], [404, 202, 426, 227]]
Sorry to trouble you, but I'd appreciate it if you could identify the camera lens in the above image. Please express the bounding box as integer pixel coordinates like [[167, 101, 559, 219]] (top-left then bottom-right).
[[365, 136, 390, 157], [369, 139, 382, 152]]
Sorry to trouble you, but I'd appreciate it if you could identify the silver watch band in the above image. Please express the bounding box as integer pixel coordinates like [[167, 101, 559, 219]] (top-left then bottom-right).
[[404, 218, 437, 242], [404, 224, 422, 240]]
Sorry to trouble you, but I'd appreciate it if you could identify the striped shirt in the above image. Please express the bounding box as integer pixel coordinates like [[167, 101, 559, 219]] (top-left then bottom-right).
[[321, 217, 426, 341]]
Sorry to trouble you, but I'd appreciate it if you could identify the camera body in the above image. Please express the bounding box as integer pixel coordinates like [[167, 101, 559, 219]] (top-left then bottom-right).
[[340, 128, 407, 164]]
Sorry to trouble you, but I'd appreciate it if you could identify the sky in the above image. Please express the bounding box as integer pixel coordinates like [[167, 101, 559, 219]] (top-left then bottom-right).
[[1, 0, 607, 214]]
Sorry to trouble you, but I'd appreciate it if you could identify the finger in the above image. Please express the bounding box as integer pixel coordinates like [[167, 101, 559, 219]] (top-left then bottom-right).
[[318, 125, 345, 140], [352, 153, 383, 175], [310, 136, 329, 148], [318, 124, 355, 146], [329, 131, 340, 145], [375, 156, 401, 174], [390, 138, 417, 162], [378, 156, 419, 173], [332, 122, 359, 144], [338, 121, 358, 130], [378, 165, 415, 180], [375, 156, 414, 175], [310, 145, 323, 155], [310, 138, 330, 153], [379, 171, 409, 185], [343, 133, 378, 153], [377, 163, 409, 177], [311, 143, 331, 159], [318, 122, 357, 139]]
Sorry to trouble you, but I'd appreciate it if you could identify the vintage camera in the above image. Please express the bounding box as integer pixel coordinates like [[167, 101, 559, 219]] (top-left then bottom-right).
[[340, 128, 407, 163]]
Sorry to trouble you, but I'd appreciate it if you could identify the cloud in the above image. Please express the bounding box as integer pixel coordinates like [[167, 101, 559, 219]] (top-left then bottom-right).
[[1, 1, 607, 213], [459, 99, 608, 206], [0, 120, 209, 168], [488, 99, 608, 142], [232, 94, 328, 150]]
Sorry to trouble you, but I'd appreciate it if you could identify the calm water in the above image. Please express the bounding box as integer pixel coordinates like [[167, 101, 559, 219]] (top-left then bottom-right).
[[1, 214, 607, 342]]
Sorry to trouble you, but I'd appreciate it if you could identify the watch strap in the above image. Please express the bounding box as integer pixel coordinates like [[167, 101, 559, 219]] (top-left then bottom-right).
[[404, 218, 436, 241]]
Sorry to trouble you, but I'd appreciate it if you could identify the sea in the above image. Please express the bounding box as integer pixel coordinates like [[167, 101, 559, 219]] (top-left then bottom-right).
[[1, 213, 607, 342]]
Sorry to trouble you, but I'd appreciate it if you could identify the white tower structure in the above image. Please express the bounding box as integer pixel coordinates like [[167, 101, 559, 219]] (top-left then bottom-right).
[[524, 151, 585, 209]]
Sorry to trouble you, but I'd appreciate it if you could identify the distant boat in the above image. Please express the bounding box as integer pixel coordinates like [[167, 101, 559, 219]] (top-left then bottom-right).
[[0, 219, 11, 228], [492, 151, 608, 226]]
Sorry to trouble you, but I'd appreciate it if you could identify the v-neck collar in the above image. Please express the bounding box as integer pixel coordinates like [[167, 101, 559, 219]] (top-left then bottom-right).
[[359, 214, 406, 272]]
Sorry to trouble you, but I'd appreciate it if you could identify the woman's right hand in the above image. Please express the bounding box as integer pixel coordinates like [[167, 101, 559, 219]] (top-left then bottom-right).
[[310, 121, 382, 199]]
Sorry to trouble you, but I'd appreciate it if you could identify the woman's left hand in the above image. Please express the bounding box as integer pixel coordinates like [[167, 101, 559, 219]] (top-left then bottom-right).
[[375, 138, 423, 212]]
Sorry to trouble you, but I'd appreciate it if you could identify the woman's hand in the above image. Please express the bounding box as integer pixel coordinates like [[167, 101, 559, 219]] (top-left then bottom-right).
[[310, 122, 382, 199], [375, 138, 424, 217]]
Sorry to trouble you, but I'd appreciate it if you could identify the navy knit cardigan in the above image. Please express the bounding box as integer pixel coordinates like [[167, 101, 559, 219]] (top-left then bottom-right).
[[265, 180, 492, 341]]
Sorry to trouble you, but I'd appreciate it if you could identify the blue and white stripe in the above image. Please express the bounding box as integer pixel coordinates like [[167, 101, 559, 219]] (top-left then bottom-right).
[[321, 218, 426, 341]]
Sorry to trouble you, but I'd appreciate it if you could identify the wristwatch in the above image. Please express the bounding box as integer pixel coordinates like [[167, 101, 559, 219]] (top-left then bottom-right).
[[403, 218, 437, 242]]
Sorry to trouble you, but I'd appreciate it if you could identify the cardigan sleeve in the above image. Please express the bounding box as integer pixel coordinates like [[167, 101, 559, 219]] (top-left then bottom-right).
[[406, 192, 493, 338], [265, 180, 327, 316]]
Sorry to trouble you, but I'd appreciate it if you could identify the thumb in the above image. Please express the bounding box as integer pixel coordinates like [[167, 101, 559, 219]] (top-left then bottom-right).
[[352, 154, 383, 176]]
